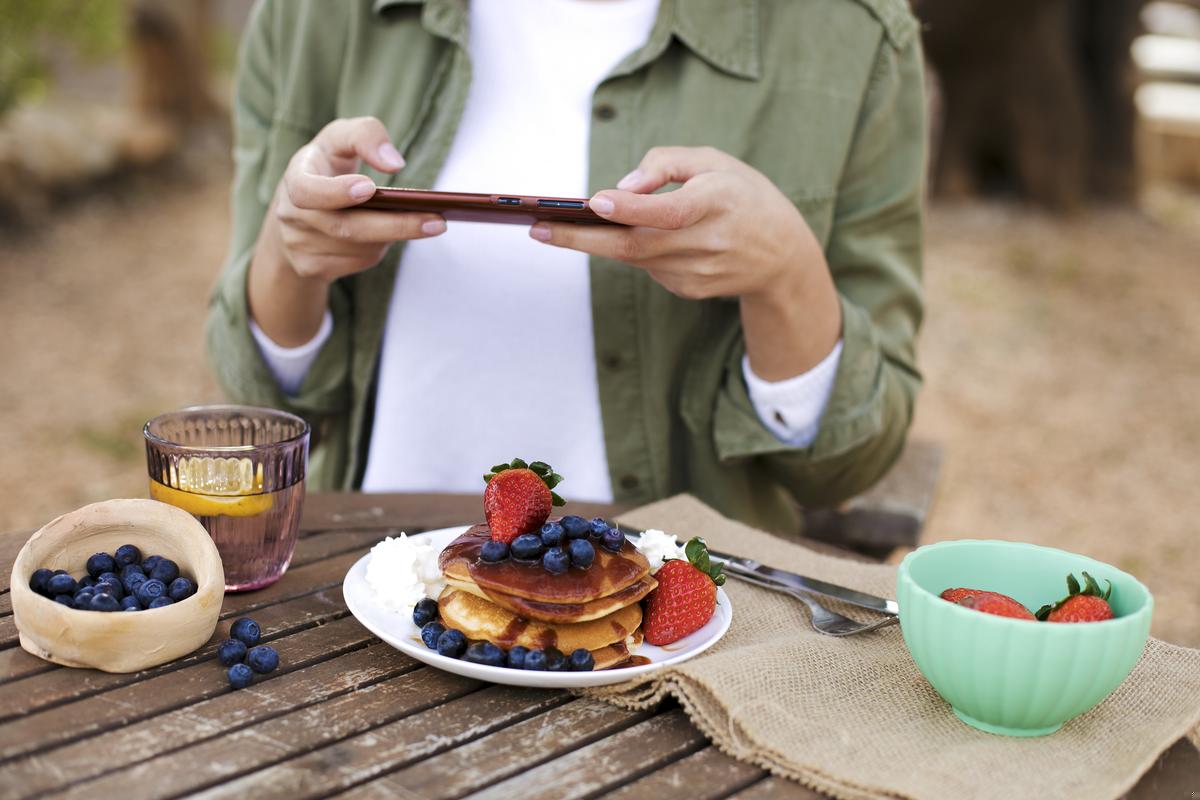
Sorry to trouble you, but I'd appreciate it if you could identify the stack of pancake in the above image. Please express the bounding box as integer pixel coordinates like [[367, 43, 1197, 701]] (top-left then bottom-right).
[[437, 521, 656, 669]]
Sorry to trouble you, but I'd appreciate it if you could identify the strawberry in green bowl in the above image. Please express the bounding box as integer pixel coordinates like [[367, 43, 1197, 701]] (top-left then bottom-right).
[[896, 540, 1153, 737]]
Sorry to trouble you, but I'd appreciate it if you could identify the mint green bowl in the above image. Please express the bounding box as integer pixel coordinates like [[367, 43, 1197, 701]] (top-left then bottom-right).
[[897, 540, 1153, 737]]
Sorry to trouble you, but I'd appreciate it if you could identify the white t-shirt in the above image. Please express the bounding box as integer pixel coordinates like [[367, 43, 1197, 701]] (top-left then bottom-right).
[[250, 0, 842, 501]]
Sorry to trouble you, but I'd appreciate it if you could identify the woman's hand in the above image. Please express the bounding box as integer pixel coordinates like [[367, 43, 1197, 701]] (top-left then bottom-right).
[[249, 117, 445, 347], [529, 146, 842, 381]]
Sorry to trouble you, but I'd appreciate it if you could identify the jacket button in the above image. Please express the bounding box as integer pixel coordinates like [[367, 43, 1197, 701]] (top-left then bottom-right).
[[594, 103, 617, 121], [619, 474, 640, 490]]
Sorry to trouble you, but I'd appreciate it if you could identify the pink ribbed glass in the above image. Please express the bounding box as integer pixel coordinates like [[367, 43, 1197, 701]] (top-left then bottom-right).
[[144, 405, 309, 592]]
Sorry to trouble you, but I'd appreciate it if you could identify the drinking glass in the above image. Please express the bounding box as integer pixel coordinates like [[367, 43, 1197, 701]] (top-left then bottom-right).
[[144, 405, 309, 591]]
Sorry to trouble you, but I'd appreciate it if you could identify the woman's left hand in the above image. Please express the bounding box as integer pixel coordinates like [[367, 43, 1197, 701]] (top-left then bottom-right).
[[530, 145, 842, 381]]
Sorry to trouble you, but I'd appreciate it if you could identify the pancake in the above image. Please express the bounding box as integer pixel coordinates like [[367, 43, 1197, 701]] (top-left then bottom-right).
[[439, 522, 651, 605], [437, 587, 642, 654], [444, 573, 657, 624]]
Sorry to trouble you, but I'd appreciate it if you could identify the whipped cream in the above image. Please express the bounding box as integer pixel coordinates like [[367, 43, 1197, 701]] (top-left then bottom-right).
[[635, 528, 686, 573], [365, 533, 445, 614]]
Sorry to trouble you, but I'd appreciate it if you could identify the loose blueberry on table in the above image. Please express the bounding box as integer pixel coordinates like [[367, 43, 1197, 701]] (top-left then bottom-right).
[[227, 663, 254, 690], [218, 617, 282, 688], [27, 545, 199, 612], [230, 617, 261, 646]]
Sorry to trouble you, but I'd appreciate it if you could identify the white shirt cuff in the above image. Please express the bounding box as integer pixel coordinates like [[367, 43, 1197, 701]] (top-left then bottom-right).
[[249, 311, 333, 396], [742, 339, 843, 448]]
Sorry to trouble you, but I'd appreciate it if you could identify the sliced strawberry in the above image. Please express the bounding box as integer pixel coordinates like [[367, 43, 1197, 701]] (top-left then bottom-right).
[[642, 537, 725, 646], [483, 458, 564, 543], [1037, 572, 1115, 623], [956, 593, 1036, 620]]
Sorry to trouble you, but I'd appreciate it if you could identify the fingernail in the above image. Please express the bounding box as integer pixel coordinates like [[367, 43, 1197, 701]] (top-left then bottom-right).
[[590, 194, 615, 215], [349, 179, 376, 200], [529, 223, 551, 242], [378, 143, 405, 170], [616, 169, 643, 190], [421, 218, 446, 236]]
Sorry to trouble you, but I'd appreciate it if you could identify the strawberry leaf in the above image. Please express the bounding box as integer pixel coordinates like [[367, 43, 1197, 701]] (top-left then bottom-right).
[[529, 461, 551, 476], [550, 491, 565, 506], [510, 457, 528, 469], [1067, 573, 1081, 595], [544, 472, 563, 489], [683, 537, 725, 587]]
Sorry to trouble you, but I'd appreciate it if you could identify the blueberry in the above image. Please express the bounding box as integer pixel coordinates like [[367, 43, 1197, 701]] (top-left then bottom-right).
[[99, 571, 121, 585], [53, 594, 74, 608], [90, 593, 121, 613], [539, 521, 564, 548], [230, 617, 261, 646], [141, 555, 162, 575], [412, 598, 439, 628], [510, 534, 543, 561], [246, 645, 280, 674], [227, 663, 254, 690], [544, 647, 566, 671], [436, 629, 467, 658], [78, 575, 97, 589], [47, 573, 77, 596], [168, 577, 196, 602], [601, 528, 625, 553], [567, 538, 595, 568], [114, 544, 142, 567], [123, 571, 148, 596], [589, 517, 611, 537], [463, 642, 506, 667], [420, 621, 446, 649], [97, 578, 123, 600], [121, 595, 141, 612], [148, 558, 179, 585], [542, 547, 569, 575], [135, 578, 167, 608], [86, 552, 116, 578], [123, 606, 140, 612], [480, 540, 509, 563], [120, 563, 144, 580], [29, 568, 53, 595], [148, 596, 174, 609], [561, 515, 590, 539], [217, 638, 248, 666], [523, 649, 547, 670], [568, 648, 595, 671], [507, 645, 529, 669], [74, 590, 95, 606]]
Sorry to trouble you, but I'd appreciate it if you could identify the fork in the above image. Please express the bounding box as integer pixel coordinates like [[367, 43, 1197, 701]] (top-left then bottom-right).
[[725, 570, 899, 637]]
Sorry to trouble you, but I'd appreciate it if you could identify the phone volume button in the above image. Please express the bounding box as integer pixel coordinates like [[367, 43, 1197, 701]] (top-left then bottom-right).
[[497, 197, 521, 206]]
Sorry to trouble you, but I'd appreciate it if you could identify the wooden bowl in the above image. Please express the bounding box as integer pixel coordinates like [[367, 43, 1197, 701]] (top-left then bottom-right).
[[10, 499, 225, 673]]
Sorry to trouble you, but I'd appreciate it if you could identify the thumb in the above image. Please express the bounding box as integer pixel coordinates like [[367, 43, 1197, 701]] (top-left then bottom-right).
[[314, 116, 406, 174]]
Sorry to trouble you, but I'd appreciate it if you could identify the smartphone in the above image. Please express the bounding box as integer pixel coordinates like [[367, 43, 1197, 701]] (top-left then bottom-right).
[[357, 187, 622, 225]]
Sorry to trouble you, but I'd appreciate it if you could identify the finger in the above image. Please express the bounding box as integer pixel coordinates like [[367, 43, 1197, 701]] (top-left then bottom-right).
[[615, 145, 735, 193], [313, 116, 405, 173], [300, 207, 447, 242], [529, 221, 684, 263], [588, 184, 708, 229], [285, 150, 379, 211]]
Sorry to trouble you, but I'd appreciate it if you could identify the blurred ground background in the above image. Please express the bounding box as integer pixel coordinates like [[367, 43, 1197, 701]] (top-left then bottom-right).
[[1, 1, 1199, 646]]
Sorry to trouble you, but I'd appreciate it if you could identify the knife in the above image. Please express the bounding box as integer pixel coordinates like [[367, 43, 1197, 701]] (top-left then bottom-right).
[[617, 525, 899, 617]]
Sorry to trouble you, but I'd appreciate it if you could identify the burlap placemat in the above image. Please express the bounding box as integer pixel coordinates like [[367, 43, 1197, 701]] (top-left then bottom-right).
[[586, 495, 1200, 800]]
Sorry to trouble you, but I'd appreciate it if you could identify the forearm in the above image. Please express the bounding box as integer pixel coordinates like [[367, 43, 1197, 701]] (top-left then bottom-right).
[[739, 254, 842, 382], [247, 211, 332, 347]]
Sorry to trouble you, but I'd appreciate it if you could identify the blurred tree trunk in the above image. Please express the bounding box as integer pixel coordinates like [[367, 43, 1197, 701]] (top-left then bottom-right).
[[918, 0, 1144, 211]]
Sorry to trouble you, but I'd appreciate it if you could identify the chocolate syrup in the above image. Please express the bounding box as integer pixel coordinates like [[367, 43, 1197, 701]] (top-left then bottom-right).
[[439, 522, 649, 604]]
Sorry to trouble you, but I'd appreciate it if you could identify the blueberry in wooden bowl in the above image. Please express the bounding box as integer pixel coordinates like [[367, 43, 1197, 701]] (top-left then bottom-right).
[[10, 499, 225, 673]]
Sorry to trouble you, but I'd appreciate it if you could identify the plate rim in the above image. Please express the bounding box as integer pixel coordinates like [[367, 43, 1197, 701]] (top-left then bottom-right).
[[342, 524, 733, 688]]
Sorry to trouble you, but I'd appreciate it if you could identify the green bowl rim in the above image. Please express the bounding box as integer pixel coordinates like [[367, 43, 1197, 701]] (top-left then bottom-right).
[[897, 539, 1154, 630]]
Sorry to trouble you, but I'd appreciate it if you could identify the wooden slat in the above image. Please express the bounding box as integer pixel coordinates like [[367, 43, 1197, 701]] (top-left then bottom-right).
[[604, 746, 766, 800], [0, 528, 32, 589], [729, 777, 825, 800], [462, 709, 707, 800], [288, 528, 390, 567], [0, 594, 11, 617], [0, 646, 53, 684], [12, 642, 418, 798], [51, 668, 485, 800], [0, 586, 350, 719], [189, 686, 571, 800], [0, 614, 374, 763]]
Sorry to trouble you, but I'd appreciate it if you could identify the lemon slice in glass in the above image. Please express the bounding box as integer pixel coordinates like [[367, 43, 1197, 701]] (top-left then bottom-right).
[[150, 481, 274, 518]]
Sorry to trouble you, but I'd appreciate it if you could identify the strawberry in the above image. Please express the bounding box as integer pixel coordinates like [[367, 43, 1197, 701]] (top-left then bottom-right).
[[955, 592, 1036, 620], [940, 587, 1035, 619], [642, 537, 726, 646], [482, 458, 564, 544], [1036, 572, 1115, 623]]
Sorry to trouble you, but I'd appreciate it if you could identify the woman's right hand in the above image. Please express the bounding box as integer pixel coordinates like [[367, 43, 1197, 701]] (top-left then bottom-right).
[[249, 117, 445, 347]]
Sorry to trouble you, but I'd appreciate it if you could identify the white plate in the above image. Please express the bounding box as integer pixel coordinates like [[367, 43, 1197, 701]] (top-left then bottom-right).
[[342, 525, 732, 688]]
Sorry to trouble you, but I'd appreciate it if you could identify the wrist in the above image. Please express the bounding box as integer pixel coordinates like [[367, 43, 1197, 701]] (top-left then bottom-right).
[[248, 216, 331, 347]]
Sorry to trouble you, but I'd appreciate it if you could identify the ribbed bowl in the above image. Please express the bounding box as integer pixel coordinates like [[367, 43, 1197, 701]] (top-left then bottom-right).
[[897, 540, 1153, 737]]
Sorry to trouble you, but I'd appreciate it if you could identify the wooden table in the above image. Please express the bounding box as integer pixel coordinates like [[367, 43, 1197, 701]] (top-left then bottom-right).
[[0, 493, 1195, 799]]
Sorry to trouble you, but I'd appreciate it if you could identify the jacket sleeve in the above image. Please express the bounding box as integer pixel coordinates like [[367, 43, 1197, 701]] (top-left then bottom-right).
[[205, 0, 353, 421], [712, 29, 925, 507]]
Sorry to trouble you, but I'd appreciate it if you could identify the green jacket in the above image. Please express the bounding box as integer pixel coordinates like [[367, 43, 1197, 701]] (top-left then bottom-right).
[[207, 0, 925, 534]]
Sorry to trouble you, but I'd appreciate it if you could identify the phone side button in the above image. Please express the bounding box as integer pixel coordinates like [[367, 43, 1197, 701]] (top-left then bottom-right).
[[497, 197, 521, 206]]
